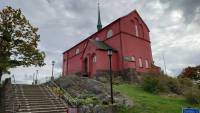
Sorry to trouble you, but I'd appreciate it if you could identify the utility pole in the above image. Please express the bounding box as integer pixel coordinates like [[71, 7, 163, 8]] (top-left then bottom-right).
[[162, 53, 167, 75]]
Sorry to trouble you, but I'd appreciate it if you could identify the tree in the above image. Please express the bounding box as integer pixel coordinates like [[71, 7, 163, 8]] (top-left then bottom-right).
[[179, 65, 200, 80], [0, 6, 45, 82]]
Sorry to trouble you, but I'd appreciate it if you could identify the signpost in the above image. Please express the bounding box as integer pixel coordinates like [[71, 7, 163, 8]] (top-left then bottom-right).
[[183, 108, 199, 113]]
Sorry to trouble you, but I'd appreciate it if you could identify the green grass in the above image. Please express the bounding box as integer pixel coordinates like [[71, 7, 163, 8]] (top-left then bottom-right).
[[114, 84, 200, 113]]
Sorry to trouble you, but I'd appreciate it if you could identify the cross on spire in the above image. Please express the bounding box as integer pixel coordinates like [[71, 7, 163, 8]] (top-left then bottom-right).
[[97, 0, 102, 31]]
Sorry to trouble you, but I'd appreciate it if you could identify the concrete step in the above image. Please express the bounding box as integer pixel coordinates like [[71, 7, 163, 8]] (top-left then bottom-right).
[[6, 104, 67, 110], [15, 97, 59, 100], [14, 95, 55, 98], [16, 108, 67, 113], [5, 102, 66, 109], [5, 101, 63, 106], [5, 85, 68, 113], [16, 106, 67, 112]]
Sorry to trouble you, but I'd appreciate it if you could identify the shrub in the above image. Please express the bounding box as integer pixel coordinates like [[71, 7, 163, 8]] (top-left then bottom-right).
[[165, 77, 182, 94], [178, 78, 193, 87], [178, 78, 193, 94], [142, 75, 183, 94], [142, 76, 160, 94], [184, 86, 200, 104]]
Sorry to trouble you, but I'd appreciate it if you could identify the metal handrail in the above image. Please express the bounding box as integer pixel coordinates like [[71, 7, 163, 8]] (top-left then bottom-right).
[[49, 81, 78, 107], [12, 84, 21, 113]]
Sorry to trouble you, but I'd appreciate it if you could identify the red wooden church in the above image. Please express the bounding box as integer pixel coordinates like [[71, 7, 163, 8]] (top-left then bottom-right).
[[62, 7, 160, 77]]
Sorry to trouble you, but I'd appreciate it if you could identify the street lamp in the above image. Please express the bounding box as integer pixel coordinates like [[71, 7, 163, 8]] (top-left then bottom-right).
[[107, 48, 114, 104], [35, 70, 38, 85], [51, 60, 55, 81], [32, 73, 35, 85], [12, 74, 15, 83]]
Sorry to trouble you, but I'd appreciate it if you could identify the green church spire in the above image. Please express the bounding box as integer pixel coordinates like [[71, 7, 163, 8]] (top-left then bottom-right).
[[97, 0, 102, 31]]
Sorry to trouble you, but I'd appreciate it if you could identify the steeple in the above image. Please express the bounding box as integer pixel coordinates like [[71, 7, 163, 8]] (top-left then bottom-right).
[[97, 0, 102, 31]]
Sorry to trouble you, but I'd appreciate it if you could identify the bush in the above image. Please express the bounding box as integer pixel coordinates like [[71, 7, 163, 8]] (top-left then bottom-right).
[[178, 78, 193, 87], [165, 77, 182, 94], [142, 76, 160, 94], [142, 75, 183, 94], [184, 86, 200, 104], [178, 78, 193, 94]]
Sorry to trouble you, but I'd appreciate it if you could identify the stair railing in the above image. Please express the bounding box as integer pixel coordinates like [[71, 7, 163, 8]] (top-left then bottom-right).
[[48, 81, 78, 107], [12, 84, 21, 113]]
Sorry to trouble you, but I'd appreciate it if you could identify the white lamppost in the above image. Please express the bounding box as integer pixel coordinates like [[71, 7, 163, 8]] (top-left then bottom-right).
[[51, 61, 55, 81]]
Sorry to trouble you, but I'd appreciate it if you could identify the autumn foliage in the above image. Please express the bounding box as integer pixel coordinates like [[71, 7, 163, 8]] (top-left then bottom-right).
[[179, 65, 200, 80], [0, 6, 45, 81]]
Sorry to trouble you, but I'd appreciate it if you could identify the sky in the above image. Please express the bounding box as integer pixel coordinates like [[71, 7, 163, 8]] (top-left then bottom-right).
[[0, 0, 200, 84]]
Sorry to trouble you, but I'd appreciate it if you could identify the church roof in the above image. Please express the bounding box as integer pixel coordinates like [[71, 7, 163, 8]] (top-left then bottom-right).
[[90, 40, 116, 51]]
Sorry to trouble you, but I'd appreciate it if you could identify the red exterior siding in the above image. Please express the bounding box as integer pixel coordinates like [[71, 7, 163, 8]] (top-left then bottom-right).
[[62, 10, 160, 77]]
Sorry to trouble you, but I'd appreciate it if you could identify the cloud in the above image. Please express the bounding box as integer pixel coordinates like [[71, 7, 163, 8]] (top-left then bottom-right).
[[160, 0, 200, 24], [0, 0, 200, 83]]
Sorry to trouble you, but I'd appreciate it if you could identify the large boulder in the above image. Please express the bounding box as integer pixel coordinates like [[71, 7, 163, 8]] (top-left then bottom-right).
[[55, 75, 133, 107]]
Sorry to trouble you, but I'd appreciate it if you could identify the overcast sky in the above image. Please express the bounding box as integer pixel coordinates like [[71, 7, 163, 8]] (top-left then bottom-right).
[[0, 0, 200, 84]]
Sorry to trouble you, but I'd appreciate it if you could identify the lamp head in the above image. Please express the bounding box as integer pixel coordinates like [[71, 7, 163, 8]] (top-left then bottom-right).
[[52, 61, 55, 65], [107, 49, 113, 56]]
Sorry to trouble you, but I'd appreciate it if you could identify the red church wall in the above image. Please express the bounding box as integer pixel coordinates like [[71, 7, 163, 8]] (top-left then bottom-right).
[[95, 50, 119, 72], [104, 34, 123, 70], [67, 54, 82, 74], [120, 12, 150, 42], [82, 41, 97, 76], [121, 33, 153, 72], [67, 41, 86, 58]]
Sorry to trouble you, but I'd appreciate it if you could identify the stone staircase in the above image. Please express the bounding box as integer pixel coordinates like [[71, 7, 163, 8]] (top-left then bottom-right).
[[5, 84, 68, 113]]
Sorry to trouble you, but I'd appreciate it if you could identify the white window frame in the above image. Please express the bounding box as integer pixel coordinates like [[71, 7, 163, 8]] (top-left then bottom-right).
[[95, 37, 100, 41], [135, 24, 139, 37], [75, 48, 80, 55], [139, 58, 143, 67], [145, 60, 149, 68], [131, 56, 135, 61], [107, 29, 113, 38], [93, 55, 96, 63]]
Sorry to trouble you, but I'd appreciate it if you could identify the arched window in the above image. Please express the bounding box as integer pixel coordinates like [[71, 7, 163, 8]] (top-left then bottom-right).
[[145, 60, 149, 68], [134, 19, 139, 37], [95, 37, 100, 41], [75, 48, 80, 55], [107, 29, 113, 38], [139, 58, 143, 67], [135, 24, 139, 37], [131, 56, 136, 61], [93, 55, 96, 63]]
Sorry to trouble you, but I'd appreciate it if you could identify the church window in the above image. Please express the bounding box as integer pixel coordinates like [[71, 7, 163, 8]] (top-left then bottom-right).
[[145, 60, 149, 68], [75, 48, 80, 55], [95, 37, 100, 41], [131, 56, 136, 61], [139, 58, 143, 67], [135, 24, 139, 37], [107, 29, 113, 38], [93, 55, 96, 63]]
